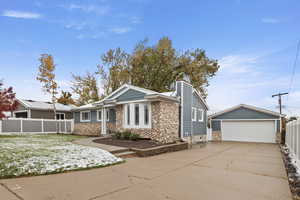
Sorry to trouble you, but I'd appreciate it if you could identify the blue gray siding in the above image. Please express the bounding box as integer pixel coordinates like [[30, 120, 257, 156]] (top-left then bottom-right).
[[117, 89, 145, 102], [74, 109, 116, 123], [211, 106, 281, 132], [192, 93, 207, 135], [213, 107, 279, 120], [107, 87, 127, 99], [212, 120, 221, 131], [180, 82, 193, 137]]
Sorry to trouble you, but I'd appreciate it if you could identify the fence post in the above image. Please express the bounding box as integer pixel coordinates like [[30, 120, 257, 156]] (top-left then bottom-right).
[[0, 120, 2, 133], [71, 119, 74, 133], [41, 119, 44, 133], [64, 120, 67, 134], [20, 118, 23, 133]]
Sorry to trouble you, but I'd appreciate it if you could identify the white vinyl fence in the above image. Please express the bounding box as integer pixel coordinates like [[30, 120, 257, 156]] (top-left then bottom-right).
[[0, 118, 74, 135], [286, 120, 300, 165]]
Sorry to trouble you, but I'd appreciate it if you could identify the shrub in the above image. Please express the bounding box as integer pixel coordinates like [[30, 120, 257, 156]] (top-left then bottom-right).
[[129, 133, 140, 141], [122, 131, 131, 140], [113, 132, 122, 139]]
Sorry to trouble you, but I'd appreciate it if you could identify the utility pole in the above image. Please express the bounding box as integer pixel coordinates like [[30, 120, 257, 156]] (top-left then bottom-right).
[[272, 92, 288, 114]]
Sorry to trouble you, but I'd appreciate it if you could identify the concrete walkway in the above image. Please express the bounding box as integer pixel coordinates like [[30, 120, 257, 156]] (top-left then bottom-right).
[[0, 142, 291, 200], [72, 137, 128, 153]]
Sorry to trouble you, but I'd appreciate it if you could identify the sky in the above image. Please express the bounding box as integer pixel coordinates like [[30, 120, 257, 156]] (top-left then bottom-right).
[[1, 0, 300, 116]]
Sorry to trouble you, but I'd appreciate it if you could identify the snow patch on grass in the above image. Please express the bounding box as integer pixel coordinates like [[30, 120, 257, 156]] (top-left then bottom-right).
[[0, 135, 123, 178]]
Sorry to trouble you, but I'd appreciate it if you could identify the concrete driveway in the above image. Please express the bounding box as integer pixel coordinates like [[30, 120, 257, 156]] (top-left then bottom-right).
[[0, 142, 291, 200]]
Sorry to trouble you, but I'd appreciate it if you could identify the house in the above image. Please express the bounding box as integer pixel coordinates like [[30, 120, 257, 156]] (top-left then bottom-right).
[[209, 104, 283, 143], [13, 99, 76, 120], [73, 81, 208, 144]]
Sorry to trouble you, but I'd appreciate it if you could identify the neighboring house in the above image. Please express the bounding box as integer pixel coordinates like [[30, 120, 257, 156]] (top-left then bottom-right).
[[73, 81, 208, 144], [209, 104, 283, 143], [13, 99, 76, 120]]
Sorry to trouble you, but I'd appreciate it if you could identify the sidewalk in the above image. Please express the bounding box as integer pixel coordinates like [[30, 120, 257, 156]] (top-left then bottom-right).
[[72, 137, 129, 153]]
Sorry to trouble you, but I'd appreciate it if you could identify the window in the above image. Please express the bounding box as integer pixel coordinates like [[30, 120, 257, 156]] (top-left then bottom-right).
[[80, 111, 91, 122], [198, 109, 204, 122], [97, 110, 102, 121], [144, 104, 149, 125], [124, 103, 151, 128], [127, 105, 130, 125], [106, 109, 110, 122], [135, 104, 139, 125], [56, 113, 65, 120], [192, 107, 197, 121]]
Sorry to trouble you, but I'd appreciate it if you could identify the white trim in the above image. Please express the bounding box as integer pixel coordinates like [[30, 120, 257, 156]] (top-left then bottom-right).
[[56, 112, 65, 120], [116, 99, 150, 105], [123, 103, 151, 129], [193, 89, 209, 110], [198, 109, 204, 122], [80, 111, 91, 122], [0, 120, 2, 133], [13, 110, 28, 118], [97, 110, 102, 121], [209, 104, 283, 119], [192, 107, 197, 122], [180, 82, 184, 139], [211, 119, 278, 121]]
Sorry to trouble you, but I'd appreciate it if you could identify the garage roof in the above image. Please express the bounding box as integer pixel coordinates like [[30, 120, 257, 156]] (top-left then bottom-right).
[[209, 104, 283, 119]]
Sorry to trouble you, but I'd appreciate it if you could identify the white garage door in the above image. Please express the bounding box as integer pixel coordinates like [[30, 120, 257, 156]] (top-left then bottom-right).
[[222, 120, 276, 143]]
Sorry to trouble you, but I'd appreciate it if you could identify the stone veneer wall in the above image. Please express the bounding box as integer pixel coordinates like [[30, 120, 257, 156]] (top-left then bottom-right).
[[212, 131, 222, 141], [115, 101, 180, 144], [74, 122, 116, 136]]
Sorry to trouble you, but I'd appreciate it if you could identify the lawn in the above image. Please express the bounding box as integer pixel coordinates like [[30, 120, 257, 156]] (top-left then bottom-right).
[[0, 134, 123, 179]]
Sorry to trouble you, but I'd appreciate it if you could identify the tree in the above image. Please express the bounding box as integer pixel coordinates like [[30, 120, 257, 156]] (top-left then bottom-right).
[[57, 91, 75, 105], [97, 37, 219, 98], [0, 81, 18, 119], [37, 54, 58, 119], [97, 48, 131, 95], [130, 37, 176, 92], [71, 72, 100, 105]]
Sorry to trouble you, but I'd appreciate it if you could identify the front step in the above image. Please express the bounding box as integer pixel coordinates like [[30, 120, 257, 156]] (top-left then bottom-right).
[[114, 151, 137, 158]]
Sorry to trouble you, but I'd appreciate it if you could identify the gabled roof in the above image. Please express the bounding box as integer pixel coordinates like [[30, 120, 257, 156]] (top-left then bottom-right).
[[209, 104, 283, 119], [193, 89, 209, 110], [93, 84, 178, 106], [18, 99, 76, 112]]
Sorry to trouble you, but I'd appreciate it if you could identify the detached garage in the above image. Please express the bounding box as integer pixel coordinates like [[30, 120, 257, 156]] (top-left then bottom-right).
[[209, 104, 283, 143]]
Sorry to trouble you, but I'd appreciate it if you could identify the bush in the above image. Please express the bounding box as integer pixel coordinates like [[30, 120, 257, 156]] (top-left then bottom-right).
[[112, 131, 141, 141], [129, 133, 141, 141], [112, 132, 122, 139], [122, 132, 132, 140]]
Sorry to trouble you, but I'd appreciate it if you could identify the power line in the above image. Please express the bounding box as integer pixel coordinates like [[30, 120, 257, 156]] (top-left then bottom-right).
[[272, 92, 289, 114], [287, 40, 300, 102]]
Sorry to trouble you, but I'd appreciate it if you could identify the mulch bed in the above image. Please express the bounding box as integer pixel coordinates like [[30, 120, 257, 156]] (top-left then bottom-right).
[[93, 137, 167, 149]]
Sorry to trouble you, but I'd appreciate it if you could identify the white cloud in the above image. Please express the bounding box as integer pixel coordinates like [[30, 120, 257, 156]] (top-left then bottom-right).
[[130, 16, 142, 24], [261, 17, 280, 24], [65, 22, 88, 30], [219, 55, 258, 74], [110, 27, 131, 34], [2, 10, 41, 19], [66, 4, 110, 15], [207, 53, 298, 116]]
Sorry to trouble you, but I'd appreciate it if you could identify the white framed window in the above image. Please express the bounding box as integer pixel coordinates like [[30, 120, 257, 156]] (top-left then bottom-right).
[[56, 113, 65, 120], [97, 110, 102, 121], [198, 109, 204, 122], [123, 103, 151, 128], [192, 107, 197, 121], [80, 111, 91, 122]]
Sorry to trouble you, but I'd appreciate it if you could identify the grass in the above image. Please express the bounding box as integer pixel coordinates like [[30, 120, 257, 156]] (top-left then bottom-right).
[[0, 134, 123, 179]]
